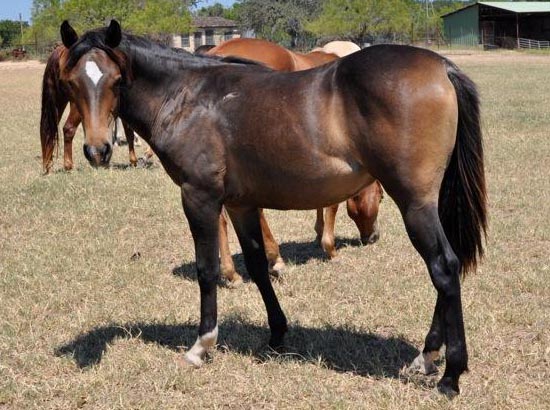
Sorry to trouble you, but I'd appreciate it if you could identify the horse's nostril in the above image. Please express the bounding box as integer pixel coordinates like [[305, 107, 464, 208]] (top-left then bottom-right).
[[101, 143, 112, 163], [83, 144, 94, 162]]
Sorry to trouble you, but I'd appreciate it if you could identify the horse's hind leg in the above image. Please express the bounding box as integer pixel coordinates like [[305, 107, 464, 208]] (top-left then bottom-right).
[[400, 202, 467, 396], [314, 208, 324, 244], [409, 293, 444, 375], [259, 209, 285, 277], [227, 206, 288, 348], [62, 104, 81, 171], [180, 185, 222, 367], [346, 181, 382, 245], [121, 120, 138, 167]]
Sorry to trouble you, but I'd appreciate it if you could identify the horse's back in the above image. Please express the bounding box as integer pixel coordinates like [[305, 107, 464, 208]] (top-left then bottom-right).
[[320, 41, 361, 57], [207, 38, 294, 71], [335, 45, 451, 99]]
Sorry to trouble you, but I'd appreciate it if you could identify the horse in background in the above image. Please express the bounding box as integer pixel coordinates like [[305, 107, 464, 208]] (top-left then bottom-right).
[[40, 44, 139, 174], [312, 40, 361, 57], [206, 37, 383, 261], [206, 37, 339, 71]]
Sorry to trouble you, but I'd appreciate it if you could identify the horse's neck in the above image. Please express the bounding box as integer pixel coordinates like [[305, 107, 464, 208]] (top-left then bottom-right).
[[117, 42, 211, 143]]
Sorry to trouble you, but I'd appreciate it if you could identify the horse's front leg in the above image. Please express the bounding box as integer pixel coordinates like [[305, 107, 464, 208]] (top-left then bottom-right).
[[181, 184, 222, 367], [121, 120, 138, 167], [259, 209, 285, 278], [62, 104, 81, 171]]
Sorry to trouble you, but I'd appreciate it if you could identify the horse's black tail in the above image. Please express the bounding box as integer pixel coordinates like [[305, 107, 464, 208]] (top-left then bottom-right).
[[440, 61, 488, 276], [40, 46, 67, 172]]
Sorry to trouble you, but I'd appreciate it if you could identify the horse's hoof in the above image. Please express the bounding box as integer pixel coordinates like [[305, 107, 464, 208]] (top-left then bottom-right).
[[408, 352, 439, 375], [181, 352, 203, 368], [226, 275, 243, 288], [268, 337, 285, 352], [137, 157, 148, 168], [437, 377, 459, 397], [268, 322, 288, 351], [269, 259, 286, 279]]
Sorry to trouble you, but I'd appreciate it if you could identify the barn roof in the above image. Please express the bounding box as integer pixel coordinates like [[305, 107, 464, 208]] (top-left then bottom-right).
[[480, 2, 550, 13], [441, 2, 550, 18]]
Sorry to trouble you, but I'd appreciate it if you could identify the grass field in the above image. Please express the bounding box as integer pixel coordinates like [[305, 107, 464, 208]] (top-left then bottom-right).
[[0, 52, 548, 409]]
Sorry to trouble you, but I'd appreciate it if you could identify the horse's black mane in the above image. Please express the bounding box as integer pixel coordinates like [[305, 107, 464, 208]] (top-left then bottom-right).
[[66, 27, 267, 76]]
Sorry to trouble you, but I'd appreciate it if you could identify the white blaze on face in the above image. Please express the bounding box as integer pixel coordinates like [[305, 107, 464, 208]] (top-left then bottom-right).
[[85, 61, 103, 86]]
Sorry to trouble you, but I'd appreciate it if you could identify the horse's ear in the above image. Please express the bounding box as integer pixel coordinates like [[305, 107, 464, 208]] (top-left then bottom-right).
[[60, 20, 78, 48], [105, 20, 122, 48]]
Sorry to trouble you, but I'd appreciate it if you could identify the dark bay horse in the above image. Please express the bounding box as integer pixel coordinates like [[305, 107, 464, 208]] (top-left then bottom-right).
[[207, 37, 383, 262], [55, 21, 487, 395], [40, 44, 139, 173]]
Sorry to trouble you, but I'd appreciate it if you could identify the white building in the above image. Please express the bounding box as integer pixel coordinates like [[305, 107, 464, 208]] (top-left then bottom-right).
[[173, 17, 241, 52]]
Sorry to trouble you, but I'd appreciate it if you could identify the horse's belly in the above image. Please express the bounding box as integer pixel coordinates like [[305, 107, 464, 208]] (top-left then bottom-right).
[[226, 164, 374, 210]]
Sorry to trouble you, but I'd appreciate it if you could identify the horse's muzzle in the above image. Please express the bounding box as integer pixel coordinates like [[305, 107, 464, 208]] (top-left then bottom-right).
[[83, 143, 112, 167]]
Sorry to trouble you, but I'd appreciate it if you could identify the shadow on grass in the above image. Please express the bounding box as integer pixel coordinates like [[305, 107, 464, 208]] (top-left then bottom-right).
[[172, 238, 369, 282], [54, 316, 418, 379], [47, 161, 157, 174]]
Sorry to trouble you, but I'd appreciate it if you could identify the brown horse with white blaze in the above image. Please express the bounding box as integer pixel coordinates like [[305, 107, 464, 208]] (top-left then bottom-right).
[[40, 44, 139, 173], [55, 21, 487, 395]]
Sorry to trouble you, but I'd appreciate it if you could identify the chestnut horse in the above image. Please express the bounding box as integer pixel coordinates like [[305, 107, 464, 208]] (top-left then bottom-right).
[[207, 38, 383, 265], [40, 44, 139, 173], [55, 21, 487, 395]]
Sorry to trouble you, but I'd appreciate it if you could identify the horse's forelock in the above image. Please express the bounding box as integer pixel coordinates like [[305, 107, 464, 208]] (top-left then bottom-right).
[[65, 29, 132, 85]]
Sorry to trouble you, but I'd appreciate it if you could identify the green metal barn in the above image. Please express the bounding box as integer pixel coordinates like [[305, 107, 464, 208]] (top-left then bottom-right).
[[442, 1, 550, 48]]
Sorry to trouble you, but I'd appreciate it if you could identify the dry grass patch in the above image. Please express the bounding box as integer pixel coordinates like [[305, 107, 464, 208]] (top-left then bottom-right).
[[0, 52, 549, 408]]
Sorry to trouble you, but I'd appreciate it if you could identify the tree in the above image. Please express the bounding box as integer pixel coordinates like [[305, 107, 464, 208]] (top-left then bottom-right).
[[26, 0, 194, 45], [0, 20, 28, 47], [125, 0, 193, 38], [197, 3, 226, 18], [237, 0, 321, 48], [307, 0, 413, 45]]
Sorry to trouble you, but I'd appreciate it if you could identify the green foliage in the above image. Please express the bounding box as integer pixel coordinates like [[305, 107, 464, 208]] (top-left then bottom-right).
[[307, 0, 412, 44], [26, 0, 194, 45], [0, 20, 28, 47], [237, 0, 321, 47], [197, 3, 226, 18], [222, 2, 243, 21], [196, 2, 242, 22], [125, 0, 192, 36]]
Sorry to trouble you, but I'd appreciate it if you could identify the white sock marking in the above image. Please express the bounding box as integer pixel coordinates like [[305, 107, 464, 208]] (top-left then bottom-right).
[[85, 61, 103, 86], [410, 350, 440, 375], [184, 325, 218, 367]]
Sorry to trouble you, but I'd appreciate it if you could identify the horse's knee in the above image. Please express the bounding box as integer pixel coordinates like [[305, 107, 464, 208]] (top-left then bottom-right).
[[63, 125, 76, 140]]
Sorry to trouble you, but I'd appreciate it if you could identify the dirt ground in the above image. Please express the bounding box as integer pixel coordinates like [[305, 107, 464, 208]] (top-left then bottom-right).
[[0, 60, 44, 70]]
